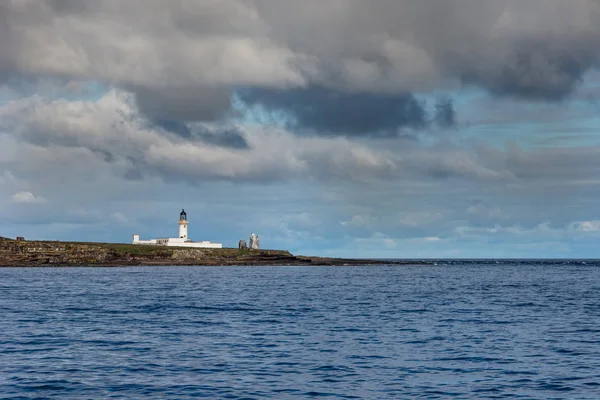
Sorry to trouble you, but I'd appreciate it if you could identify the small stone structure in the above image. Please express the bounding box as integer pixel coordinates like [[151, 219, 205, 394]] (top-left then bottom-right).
[[16, 237, 24, 241], [238, 239, 248, 250], [249, 233, 260, 250]]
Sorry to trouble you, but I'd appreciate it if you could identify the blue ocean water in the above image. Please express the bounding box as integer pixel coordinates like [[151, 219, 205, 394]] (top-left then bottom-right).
[[1, 261, 599, 399]]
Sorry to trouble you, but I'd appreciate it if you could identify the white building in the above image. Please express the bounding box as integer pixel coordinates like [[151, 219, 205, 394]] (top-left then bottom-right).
[[131, 209, 222, 248]]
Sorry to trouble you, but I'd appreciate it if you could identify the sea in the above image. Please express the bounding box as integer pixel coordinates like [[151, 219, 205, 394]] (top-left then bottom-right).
[[1, 260, 599, 399]]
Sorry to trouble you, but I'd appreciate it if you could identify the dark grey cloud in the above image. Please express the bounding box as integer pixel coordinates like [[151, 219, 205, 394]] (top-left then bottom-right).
[[252, 0, 600, 101], [196, 128, 249, 150], [153, 119, 250, 149], [133, 86, 233, 123], [239, 87, 455, 136], [151, 119, 193, 138], [2, 1, 600, 103], [46, 0, 94, 14], [123, 167, 144, 181], [0, 2, 16, 83], [457, 39, 598, 101]]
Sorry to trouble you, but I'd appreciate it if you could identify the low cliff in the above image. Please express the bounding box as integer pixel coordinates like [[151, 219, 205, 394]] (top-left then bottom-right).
[[0, 237, 292, 266], [0, 237, 424, 267]]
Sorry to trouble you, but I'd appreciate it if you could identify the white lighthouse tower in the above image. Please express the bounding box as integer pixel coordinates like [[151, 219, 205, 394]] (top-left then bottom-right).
[[131, 208, 222, 248], [178, 209, 188, 239]]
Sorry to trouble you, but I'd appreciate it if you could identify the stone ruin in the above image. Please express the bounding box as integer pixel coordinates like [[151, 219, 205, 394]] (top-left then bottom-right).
[[238, 239, 248, 250]]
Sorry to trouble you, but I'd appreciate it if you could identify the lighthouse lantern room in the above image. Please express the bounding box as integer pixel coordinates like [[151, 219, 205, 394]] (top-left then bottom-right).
[[179, 209, 188, 239]]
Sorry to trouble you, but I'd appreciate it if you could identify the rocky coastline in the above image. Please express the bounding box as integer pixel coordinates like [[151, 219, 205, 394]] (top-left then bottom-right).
[[0, 237, 429, 267]]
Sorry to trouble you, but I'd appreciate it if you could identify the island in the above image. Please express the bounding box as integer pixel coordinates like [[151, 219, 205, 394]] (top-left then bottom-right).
[[0, 236, 428, 267]]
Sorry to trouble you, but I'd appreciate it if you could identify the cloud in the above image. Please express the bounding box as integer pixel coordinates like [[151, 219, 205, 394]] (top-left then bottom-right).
[[0, 171, 20, 186], [254, 0, 600, 99], [150, 119, 250, 149], [453, 223, 552, 237], [0, 90, 389, 182], [0, 89, 514, 184], [569, 220, 600, 232], [13, 1, 307, 89], [109, 212, 131, 225], [466, 202, 507, 220], [4, 88, 600, 193], [133, 85, 233, 123], [12, 191, 46, 204], [0, 0, 309, 125], [453, 220, 600, 238], [0, 1, 599, 106]]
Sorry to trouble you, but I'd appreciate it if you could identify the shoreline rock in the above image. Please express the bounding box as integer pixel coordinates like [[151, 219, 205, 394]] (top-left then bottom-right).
[[0, 237, 430, 267]]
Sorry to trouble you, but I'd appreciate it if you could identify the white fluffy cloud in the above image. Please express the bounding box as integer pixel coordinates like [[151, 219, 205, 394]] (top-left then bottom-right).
[[12, 191, 46, 204], [0, 89, 524, 184], [570, 220, 600, 232], [4, 1, 307, 88]]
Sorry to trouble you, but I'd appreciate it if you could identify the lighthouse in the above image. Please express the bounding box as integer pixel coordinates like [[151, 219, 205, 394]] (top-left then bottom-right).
[[131, 208, 222, 248], [179, 209, 188, 239]]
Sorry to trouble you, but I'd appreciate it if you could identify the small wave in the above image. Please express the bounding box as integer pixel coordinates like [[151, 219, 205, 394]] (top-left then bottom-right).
[[310, 365, 356, 373], [537, 382, 575, 392]]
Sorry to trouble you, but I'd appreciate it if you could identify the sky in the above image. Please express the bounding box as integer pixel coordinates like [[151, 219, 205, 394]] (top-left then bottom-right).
[[2, 0, 600, 258]]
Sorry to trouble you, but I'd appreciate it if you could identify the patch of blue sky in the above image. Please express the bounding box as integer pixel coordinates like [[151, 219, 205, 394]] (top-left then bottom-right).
[[0, 86, 21, 105], [0, 79, 108, 104], [230, 91, 294, 129], [48, 80, 108, 102], [449, 88, 599, 150], [529, 117, 600, 148]]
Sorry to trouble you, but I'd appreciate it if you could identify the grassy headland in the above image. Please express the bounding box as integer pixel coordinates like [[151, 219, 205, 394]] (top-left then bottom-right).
[[0, 236, 428, 267]]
